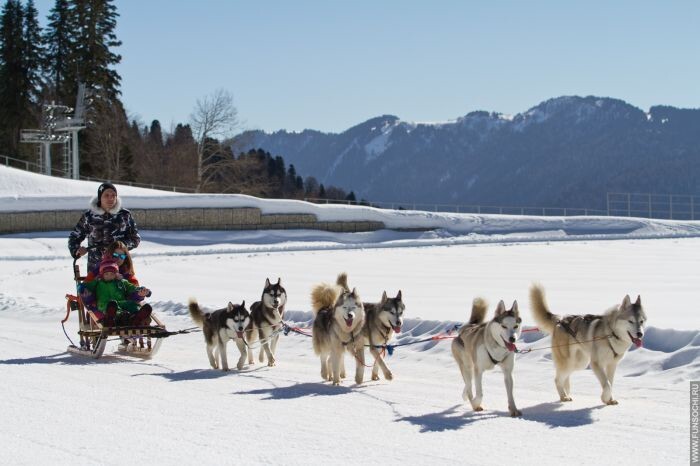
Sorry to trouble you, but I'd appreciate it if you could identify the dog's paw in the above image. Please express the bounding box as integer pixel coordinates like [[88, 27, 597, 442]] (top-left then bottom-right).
[[237, 364, 244, 370], [605, 399, 619, 405], [371, 374, 380, 381], [510, 409, 522, 417], [384, 371, 393, 381], [267, 361, 276, 367], [332, 380, 340, 386], [355, 376, 364, 384], [340, 371, 346, 379], [473, 406, 484, 412], [560, 396, 573, 402]]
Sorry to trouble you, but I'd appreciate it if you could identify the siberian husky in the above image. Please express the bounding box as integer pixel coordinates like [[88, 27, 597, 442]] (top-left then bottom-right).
[[363, 290, 404, 381], [529, 283, 646, 405], [189, 299, 250, 371], [310, 273, 366, 385], [247, 278, 287, 367], [451, 298, 522, 417]]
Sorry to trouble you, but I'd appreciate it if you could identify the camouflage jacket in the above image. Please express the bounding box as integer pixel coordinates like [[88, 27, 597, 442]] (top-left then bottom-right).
[[68, 197, 141, 269]]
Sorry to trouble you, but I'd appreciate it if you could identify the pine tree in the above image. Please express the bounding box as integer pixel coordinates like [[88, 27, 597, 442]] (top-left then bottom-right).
[[148, 120, 163, 148], [70, 0, 122, 103], [23, 0, 43, 104], [42, 0, 73, 102], [0, 0, 41, 156]]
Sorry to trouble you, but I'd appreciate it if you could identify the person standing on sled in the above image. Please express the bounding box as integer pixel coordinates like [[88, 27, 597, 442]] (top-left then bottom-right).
[[68, 182, 141, 271], [81, 260, 152, 326]]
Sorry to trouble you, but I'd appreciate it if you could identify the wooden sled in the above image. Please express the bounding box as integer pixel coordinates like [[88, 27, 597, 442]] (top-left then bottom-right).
[[63, 258, 167, 360]]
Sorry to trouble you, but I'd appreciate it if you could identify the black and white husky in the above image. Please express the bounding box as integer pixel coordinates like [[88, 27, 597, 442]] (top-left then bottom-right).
[[451, 298, 522, 417], [363, 290, 404, 381], [311, 273, 366, 386], [247, 278, 287, 367], [189, 299, 250, 371]]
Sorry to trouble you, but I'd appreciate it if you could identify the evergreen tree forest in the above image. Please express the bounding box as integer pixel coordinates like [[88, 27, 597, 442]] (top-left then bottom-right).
[[0, 0, 350, 200]]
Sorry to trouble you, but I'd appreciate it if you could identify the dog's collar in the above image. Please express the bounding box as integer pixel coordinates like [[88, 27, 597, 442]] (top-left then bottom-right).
[[607, 330, 622, 358], [485, 326, 509, 364]]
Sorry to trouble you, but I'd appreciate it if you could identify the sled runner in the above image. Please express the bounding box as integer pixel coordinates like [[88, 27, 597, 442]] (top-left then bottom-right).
[[62, 256, 167, 359]]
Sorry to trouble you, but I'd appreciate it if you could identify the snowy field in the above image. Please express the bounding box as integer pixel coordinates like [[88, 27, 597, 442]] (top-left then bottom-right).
[[0, 167, 698, 465]]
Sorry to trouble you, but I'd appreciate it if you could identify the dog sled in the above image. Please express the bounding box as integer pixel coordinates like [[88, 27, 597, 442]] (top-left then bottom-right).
[[62, 256, 167, 359]]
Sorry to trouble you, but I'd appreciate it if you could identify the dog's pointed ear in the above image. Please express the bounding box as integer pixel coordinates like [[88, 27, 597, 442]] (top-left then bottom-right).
[[635, 295, 641, 306], [350, 287, 358, 298], [495, 300, 506, 315], [277, 277, 281, 285], [511, 300, 519, 313], [396, 290, 402, 300], [241, 300, 245, 308], [265, 278, 271, 287], [381, 291, 388, 302], [622, 294, 631, 308], [228, 302, 234, 311]]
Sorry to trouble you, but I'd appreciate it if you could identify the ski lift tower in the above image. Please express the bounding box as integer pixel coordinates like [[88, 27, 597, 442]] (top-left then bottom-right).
[[53, 83, 88, 179], [19, 83, 87, 179], [20, 107, 70, 176]]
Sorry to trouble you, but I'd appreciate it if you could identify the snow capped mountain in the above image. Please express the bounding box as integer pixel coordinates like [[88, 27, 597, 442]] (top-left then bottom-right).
[[239, 96, 700, 208]]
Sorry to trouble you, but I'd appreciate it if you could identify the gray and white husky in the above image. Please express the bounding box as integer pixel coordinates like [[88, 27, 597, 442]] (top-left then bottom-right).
[[530, 283, 646, 405], [363, 290, 404, 381], [247, 278, 287, 367], [451, 298, 522, 417], [311, 273, 366, 385], [189, 299, 250, 371]]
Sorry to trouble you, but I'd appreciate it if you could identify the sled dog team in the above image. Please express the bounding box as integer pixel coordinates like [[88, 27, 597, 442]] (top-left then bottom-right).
[[188, 273, 647, 416]]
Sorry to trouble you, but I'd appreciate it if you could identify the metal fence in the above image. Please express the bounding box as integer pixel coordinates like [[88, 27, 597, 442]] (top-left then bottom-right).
[[607, 192, 698, 220], [3, 156, 697, 220], [304, 197, 608, 217], [1, 154, 196, 193]]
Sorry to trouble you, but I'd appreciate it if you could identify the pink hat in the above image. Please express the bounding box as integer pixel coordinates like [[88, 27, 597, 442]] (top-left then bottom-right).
[[99, 259, 119, 276]]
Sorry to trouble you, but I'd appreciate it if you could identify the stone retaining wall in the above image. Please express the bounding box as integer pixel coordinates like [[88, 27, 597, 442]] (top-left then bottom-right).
[[0, 207, 386, 234]]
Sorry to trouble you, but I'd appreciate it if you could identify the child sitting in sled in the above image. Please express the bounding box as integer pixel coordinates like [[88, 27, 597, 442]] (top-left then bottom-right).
[[80, 259, 152, 327], [80, 241, 140, 313]]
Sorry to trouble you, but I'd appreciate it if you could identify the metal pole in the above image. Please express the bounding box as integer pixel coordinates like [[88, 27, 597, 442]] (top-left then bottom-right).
[[648, 193, 651, 218], [670, 195, 673, 220], [71, 130, 80, 179], [43, 143, 51, 175]]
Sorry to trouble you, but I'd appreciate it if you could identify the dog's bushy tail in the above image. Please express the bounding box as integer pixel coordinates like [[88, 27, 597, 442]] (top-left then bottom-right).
[[336, 272, 349, 292], [311, 283, 341, 315], [468, 297, 488, 325], [188, 298, 205, 327], [529, 283, 557, 334]]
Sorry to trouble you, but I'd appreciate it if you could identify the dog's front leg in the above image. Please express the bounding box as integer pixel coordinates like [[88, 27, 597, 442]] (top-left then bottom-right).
[[352, 342, 365, 384], [591, 360, 616, 405], [219, 339, 230, 371], [262, 337, 276, 367], [501, 357, 521, 417], [472, 368, 484, 411], [330, 347, 343, 385], [369, 347, 382, 380], [235, 339, 247, 370]]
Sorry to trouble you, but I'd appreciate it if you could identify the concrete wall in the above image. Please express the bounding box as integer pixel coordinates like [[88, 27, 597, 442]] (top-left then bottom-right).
[[0, 207, 386, 234]]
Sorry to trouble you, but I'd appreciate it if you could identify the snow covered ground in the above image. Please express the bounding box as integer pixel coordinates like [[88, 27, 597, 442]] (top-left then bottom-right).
[[0, 167, 698, 465]]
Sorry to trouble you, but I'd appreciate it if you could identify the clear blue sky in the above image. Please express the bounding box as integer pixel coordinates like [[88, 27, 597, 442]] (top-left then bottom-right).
[[34, 0, 700, 134]]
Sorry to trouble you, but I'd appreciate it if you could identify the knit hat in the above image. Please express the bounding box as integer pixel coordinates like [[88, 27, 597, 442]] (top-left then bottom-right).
[[97, 182, 117, 207], [99, 259, 119, 276]]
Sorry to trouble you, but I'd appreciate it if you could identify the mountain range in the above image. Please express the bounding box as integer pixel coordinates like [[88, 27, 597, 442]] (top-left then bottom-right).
[[239, 96, 700, 209]]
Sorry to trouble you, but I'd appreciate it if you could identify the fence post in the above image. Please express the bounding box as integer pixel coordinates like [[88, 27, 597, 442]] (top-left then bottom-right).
[[669, 195, 673, 220], [627, 193, 631, 217], [607, 193, 610, 216], [692, 196, 695, 220], [648, 193, 651, 218]]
